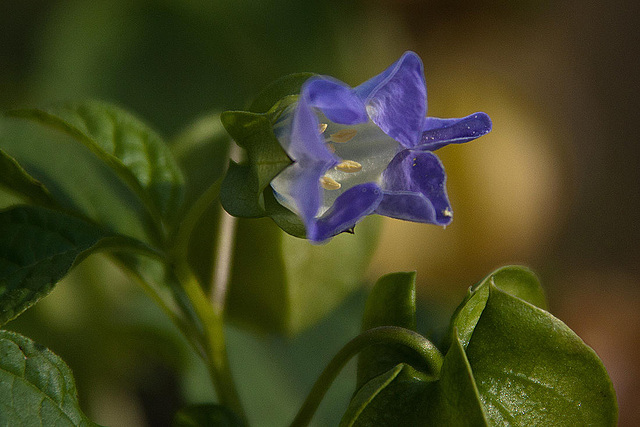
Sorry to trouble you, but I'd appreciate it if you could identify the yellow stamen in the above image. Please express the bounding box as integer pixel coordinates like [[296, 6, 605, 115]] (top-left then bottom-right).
[[335, 160, 362, 173], [329, 129, 357, 143], [443, 207, 453, 217], [320, 176, 341, 190], [318, 123, 328, 133]]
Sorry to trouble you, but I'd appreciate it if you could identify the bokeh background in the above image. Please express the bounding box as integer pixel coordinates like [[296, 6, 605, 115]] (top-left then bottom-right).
[[1, 0, 639, 425]]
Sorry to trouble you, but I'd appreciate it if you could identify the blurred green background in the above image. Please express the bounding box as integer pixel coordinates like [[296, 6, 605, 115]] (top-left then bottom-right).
[[1, 0, 639, 425]]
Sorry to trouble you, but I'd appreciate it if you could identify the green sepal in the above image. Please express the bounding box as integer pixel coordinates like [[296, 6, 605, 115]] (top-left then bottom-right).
[[0, 330, 98, 426], [357, 272, 423, 390], [219, 111, 292, 219], [248, 72, 315, 114], [221, 73, 316, 237]]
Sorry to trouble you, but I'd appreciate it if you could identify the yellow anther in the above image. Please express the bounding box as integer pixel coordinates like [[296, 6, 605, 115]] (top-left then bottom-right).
[[443, 207, 453, 217], [318, 123, 328, 133], [329, 129, 357, 143], [320, 175, 341, 190], [335, 160, 362, 173]]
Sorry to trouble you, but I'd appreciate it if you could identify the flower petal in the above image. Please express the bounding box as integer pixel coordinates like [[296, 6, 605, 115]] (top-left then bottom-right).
[[308, 183, 383, 242], [354, 51, 427, 148], [288, 93, 338, 164], [417, 112, 492, 151], [303, 77, 368, 125], [280, 162, 327, 232], [376, 150, 452, 225], [275, 91, 339, 228]]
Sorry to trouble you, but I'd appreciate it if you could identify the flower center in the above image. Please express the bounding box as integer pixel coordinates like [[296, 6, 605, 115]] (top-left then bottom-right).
[[316, 112, 400, 214], [270, 107, 401, 218]]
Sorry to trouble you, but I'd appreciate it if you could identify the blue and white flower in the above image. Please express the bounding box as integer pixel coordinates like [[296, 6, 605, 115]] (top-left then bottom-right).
[[270, 51, 492, 242]]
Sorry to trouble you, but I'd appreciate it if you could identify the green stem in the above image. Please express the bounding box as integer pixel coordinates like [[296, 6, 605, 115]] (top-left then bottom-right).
[[174, 261, 247, 423], [210, 206, 237, 312], [290, 326, 444, 427], [113, 256, 206, 360]]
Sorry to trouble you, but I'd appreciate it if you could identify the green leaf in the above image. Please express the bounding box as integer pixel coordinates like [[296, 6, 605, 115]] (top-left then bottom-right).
[[220, 111, 292, 218], [344, 363, 431, 426], [170, 113, 232, 284], [0, 330, 96, 426], [226, 216, 380, 335], [342, 268, 616, 425], [0, 148, 56, 208], [0, 205, 143, 325], [419, 332, 489, 426], [248, 72, 314, 114], [465, 285, 617, 426], [171, 112, 230, 209], [450, 265, 547, 348], [173, 404, 245, 427], [344, 336, 489, 427], [341, 364, 405, 427], [357, 272, 420, 390], [7, 100, 185, 225], [0, 115, 156, 244]]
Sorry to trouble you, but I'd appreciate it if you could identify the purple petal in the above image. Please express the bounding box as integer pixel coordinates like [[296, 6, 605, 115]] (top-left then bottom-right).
[[289, 93, 338, 164], [287, 92, 339, 227], [308, 183, 383, 243], [417, 112, 492, 151], [354, 51, 427, 148], [303, 77, 368, 125], [287, 162, 328, 232], [376, 150, 452, 225]]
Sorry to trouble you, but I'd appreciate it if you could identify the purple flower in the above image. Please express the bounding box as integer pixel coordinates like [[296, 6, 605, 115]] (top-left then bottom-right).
[[270, 51, 491, 243]]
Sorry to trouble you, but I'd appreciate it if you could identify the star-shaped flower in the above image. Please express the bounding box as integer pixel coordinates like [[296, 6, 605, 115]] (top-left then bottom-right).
[[269, 51, 492, 242]]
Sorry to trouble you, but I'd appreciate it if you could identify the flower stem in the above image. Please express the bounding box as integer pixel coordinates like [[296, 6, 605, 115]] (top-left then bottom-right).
[[210, 206, 237, 312], [289, 326, 443, 427], [174, 261, 247, 422]]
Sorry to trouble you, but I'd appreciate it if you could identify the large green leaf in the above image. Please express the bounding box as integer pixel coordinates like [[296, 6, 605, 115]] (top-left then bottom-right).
[[0, 113, 157, 244], [466, 285, 617, 426], [342, 268, 617, 426], [0, 205, 145, 325], [356, 272, 422, 390], [0, 148, 56, 208], [0, 330, 96, 426], [450, 265, 546, 348], [226, 216, 380, 335], [7, 100, 185, 226]]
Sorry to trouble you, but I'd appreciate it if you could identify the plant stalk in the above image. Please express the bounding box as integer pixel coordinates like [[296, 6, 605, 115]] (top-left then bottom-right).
[[290, 326, 444, 427]]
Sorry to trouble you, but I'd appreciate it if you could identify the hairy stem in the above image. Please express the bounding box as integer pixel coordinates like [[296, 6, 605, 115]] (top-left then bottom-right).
[[290, 326, 443, 427]]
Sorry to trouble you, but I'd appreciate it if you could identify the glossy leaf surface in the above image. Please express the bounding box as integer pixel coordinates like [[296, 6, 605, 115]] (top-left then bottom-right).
[[8, 101, 185, 224], [342, 267, 617, 426]]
